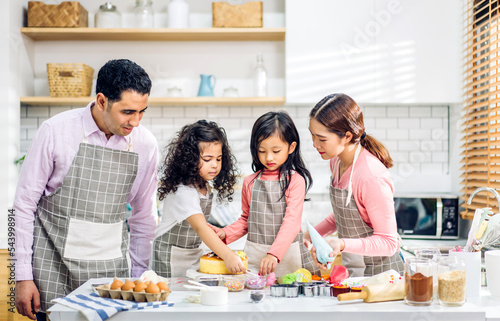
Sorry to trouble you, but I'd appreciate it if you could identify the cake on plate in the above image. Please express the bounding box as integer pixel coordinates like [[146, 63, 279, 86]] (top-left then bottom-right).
[[199, 251, 248, 274]]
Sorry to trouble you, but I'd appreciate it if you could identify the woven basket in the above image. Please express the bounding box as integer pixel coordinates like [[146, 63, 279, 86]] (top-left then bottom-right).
[[213, 1, 263, 28], [28, 1, 88, 27], [47, 63, 94, 97]]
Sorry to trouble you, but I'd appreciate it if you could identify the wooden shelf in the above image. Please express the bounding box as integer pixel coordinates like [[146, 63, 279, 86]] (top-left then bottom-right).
[[20, 96, 286, 106], [20, 27, 286, 41]]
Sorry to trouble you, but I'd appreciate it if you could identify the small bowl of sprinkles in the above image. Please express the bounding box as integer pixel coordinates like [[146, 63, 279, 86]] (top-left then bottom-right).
[[222, 275, 246, 292], [245, 274, 267, 290]]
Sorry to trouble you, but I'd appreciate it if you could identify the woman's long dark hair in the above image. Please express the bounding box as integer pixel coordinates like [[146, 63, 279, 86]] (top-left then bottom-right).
[[309, 93, 393, 168], [250, 111, 312, 199], [158, 120, 238, 203]]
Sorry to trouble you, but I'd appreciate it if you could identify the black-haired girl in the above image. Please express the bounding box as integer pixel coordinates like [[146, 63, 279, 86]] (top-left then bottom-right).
[[212, 111, 320, 277], [151, 120, 246, 277]]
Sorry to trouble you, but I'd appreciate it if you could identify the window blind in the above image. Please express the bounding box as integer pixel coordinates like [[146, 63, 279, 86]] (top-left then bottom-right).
[[463, 0, 500, 219]]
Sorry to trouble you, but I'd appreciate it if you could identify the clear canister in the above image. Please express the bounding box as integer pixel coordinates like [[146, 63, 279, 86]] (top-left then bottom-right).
[[134, 0, 154, 28], [438, 256, 466, 306], [404, 257, 433, 306], [95, 2, 121, 28]]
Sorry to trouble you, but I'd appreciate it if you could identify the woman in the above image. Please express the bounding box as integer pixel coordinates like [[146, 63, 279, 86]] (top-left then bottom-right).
[[306, 93, 404, 277]]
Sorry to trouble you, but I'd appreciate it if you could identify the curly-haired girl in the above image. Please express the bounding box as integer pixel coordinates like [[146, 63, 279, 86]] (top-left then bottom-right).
[[151, 120, 245, 277]]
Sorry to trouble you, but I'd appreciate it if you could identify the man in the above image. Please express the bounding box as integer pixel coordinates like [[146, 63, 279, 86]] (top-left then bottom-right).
[[14, 59, 159, 320]]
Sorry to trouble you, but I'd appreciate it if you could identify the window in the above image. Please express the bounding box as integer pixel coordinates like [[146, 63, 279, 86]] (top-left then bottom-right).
[[463, 0, 500, 218]]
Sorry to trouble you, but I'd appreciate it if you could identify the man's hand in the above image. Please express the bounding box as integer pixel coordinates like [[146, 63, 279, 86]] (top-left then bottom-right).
[[15, 280, 40, 320]]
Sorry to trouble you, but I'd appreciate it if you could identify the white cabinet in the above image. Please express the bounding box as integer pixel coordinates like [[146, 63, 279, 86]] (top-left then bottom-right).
[[286, 0, 462, 104]]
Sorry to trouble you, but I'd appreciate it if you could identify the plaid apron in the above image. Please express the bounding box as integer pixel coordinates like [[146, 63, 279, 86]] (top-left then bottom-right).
[[329, 144, 404, 277], [245, 172, 320, 277], [33, 136, 138, 312], [151, 190, 212, 278]]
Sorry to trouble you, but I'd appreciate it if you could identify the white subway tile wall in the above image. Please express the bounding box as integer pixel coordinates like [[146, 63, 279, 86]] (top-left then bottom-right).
[[20, 104, 449, 226]]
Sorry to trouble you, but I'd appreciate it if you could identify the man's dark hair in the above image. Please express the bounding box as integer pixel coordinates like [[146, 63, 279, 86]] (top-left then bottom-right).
[[96, 59, 152, 103]]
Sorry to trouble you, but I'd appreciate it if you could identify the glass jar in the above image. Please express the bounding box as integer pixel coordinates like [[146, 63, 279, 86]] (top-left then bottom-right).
[[438, 256, 466, 306], [95, 2, 121, 28], [404, 257, 433, 306], [134, 0, 154, 28], [167, 87, 182, 97], [415, 247, 441, 300], [223, 86, 239, 97]]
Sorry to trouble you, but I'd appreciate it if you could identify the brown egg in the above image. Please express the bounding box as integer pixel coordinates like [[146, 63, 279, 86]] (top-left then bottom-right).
[[110, 278, 124, 290], [146, 282, 160, 294], [134, 280, 139, 285], [134, 282, 147, 292], [157, 281, 169, 292], [121, 280, 136, 291]]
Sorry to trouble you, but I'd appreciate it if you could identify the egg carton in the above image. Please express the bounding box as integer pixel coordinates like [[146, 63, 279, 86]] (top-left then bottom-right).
[[95, 283, 171, 302]]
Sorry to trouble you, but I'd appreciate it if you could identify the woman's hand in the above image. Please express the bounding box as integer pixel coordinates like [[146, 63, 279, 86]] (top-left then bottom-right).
[[207, 223, 226, 240], [223, 253, 246, 274], [303, 230, 312, 249], [310, 239, 344, 271], [259, 254, 278, 276]]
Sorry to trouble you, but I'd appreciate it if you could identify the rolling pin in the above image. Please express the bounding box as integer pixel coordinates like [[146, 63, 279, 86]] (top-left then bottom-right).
[[337, 282, 405, 303]]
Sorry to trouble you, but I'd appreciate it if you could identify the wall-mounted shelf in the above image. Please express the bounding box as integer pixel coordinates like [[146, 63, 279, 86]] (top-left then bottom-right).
[[20, 27, 286, 41], [20, 96, 286, 106]]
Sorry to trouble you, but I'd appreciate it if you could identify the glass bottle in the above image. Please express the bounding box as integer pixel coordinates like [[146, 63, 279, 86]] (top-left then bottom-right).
[[134, 0, 154, 28], [253, 53, 267, 97], [95, 2, 121, 28], [438, 256, 466, 306]]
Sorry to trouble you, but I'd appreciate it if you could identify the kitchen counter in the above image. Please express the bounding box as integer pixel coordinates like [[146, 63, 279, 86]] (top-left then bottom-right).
[[47, 278, 500, 321]]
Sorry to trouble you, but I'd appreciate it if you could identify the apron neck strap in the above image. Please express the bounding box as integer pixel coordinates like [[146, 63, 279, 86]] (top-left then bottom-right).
[[345, 143, 362, 206], [81, 127, 134, 152]]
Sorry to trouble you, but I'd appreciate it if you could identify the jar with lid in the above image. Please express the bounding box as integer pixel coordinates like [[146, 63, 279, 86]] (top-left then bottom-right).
[[404, 257, 433, 306], [415, 247, 441, 300], [134, 0, 154, 28], [223, 86, 239, 97], [95, 2, 121, 28], [437, 256, 466, 306], [167, 87, 182, 97]]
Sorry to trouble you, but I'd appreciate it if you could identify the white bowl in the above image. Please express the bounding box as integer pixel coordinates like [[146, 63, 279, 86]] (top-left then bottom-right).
[[200, 286, 228, 306]]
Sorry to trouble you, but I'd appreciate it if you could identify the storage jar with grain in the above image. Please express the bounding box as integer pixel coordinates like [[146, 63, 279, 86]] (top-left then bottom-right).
[[438, 256, 466, 306]]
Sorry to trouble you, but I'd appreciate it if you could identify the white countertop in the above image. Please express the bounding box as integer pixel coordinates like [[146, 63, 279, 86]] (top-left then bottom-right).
[[47, 278, 500, 321]]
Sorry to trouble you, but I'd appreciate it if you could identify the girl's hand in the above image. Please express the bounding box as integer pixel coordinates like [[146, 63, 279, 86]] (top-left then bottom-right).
[[207, 223, 226, 239], [223, 253, 246, 274], [259, 254, 278, 276], [303, 231, 312, 249]]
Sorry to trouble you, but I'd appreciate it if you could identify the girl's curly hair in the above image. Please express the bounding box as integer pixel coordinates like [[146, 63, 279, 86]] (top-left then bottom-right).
[[158, 120, 238, 203]]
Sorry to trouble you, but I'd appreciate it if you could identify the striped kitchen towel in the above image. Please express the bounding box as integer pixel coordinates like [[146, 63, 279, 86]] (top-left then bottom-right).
[[51, 293, 174, 321]]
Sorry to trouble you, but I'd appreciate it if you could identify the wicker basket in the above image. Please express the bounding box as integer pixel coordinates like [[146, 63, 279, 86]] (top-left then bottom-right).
[[28, 1, 88, 27], [213, 1, 263, 28], [47, 63, 94, 97]]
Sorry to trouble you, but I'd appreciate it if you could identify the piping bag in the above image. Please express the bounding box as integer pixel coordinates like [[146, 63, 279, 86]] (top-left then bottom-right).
[[306, 221, 336, 269]]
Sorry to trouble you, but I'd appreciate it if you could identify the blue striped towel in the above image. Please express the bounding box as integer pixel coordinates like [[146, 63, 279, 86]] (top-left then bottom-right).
[[51, 293, 174, 321]]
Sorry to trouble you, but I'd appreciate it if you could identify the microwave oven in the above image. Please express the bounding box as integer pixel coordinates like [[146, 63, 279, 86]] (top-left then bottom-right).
[[394, 194, 459, 239]]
